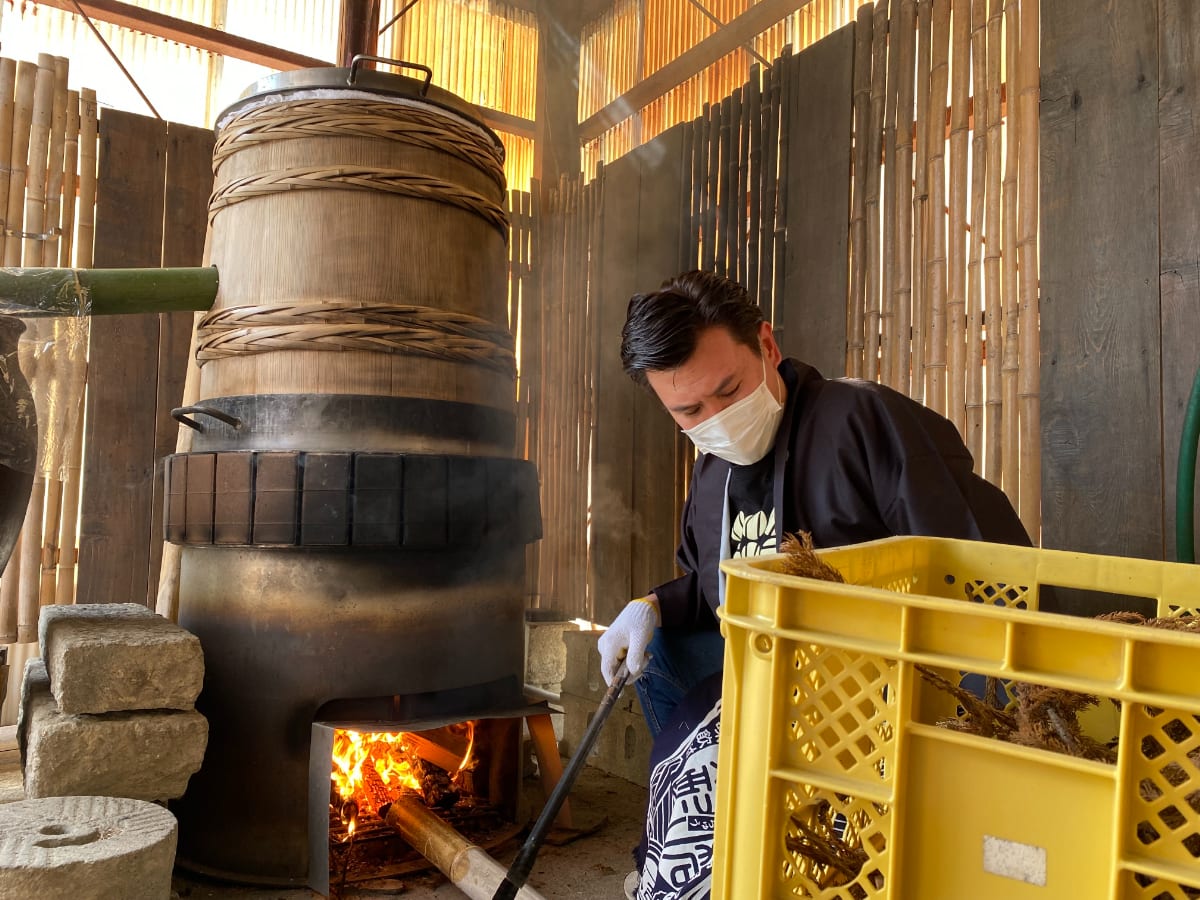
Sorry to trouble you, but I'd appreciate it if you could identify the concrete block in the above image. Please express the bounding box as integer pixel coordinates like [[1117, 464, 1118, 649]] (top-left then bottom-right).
[[561, 629, 607, 702], [525, 611, 578, 688], [0, 795, 177, 900], [560, 691, 653, 788], [22, 667, 208, 801], [41, 602, 204, 714]]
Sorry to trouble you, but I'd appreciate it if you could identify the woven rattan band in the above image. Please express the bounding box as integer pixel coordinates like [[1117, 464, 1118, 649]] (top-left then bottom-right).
[[196, 303, 516, 377], [213, 98, 506, 191], [208, 165, 510, 241]]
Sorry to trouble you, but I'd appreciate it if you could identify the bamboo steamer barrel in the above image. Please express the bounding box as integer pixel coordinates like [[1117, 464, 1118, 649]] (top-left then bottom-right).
[[170, 63, 540, 885], [197, 61, 514, 446]]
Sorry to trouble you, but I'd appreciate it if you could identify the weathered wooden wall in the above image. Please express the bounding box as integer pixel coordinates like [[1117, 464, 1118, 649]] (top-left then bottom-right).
[[76, 111, 212, 607], [1040, 0, 1200, 564], [777, 23, 853, 376]]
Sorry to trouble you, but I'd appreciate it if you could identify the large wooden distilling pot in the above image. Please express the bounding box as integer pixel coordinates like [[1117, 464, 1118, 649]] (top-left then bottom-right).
[[166, 60, 540, 883]]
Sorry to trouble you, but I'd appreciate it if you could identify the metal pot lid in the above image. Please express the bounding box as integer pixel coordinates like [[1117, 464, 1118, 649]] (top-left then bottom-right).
[[219, 55, 500, 145]]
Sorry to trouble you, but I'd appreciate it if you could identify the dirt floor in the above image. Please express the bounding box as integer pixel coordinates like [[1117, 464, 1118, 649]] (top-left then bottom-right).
[[0, 728, 647, 900]]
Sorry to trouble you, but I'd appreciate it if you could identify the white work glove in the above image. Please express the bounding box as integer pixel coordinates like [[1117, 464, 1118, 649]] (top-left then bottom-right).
[[598, 597, 660, 686]]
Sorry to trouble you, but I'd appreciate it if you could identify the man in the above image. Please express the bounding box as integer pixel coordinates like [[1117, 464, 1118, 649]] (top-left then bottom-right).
[[598, 269, 1030, 735]]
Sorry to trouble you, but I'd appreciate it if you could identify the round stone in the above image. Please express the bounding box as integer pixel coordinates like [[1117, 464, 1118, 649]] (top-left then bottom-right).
[[0, 796, 177, 900]]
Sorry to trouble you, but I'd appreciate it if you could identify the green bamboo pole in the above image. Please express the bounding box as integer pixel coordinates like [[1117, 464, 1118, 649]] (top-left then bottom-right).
[[0, 266, 218, 316]]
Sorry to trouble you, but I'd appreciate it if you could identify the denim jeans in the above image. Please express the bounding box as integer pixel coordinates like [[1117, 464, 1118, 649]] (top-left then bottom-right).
[[633, 626, 726, 737]]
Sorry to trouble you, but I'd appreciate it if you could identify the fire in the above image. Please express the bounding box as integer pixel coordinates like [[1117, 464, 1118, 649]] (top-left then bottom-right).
[[330, 723, 478, 831], [331, 730, 422, 816]]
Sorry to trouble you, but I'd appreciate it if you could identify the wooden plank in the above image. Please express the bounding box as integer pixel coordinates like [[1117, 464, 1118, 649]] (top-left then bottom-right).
[[589, 151, 641, 624], [145, 122, 213, 607], [580, 0, 816, 141], [77, 110, 167, 606], [777, 24, 854, 377], [35, 0, 328, 70], [1039, 0, 1162, 560], [1159, 0, 1200, 563], [631, 124, 688, 609]]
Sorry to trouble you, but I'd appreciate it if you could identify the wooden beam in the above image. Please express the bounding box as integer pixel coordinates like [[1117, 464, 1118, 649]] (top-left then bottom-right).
[[337, 0, 381, 68], [579, 0, 812, 142], [36, 0, 536, 138], [36, 0, 329, 69]]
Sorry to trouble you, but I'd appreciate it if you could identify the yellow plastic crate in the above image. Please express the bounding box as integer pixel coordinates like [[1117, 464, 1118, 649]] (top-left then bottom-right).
[[714, 536, 1200, 900]]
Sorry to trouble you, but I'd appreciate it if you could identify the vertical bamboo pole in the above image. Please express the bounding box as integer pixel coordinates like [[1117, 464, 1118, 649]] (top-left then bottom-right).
[[4, 61, 36, 268], [691, 108, 705, 272], [983, 0, 1004, 485], [583, 171, 599, 616], [0, 532, 19, 642], [847, 2, 873, 379], [925, 0, 950, 412], [15, 56, 56, 641], [703, 101, 718, 272], [911, 0, 932, 403], [892, 0, 916, 396], [946, 0, 970, 433], [717, 93, 732, 276], [0, 59, 16, 267], [76, 89, 98, 268], [737, 80, 751, 290], [864, 2, 888, 382], [758, 62, 778, 317], [1016, 0, 1039, 540], [574, 178, 590, 604], [58, 90, 98, 608], [747, 64, 762, 305], [42, 57, 69, 267], [59, 91, 80, 268], [880, 0, 899, 388], [16, 399, 43, 642], [36, 60, 70, 612], [24, 55, 55, 266], [729, 86, 743, 284], [53, 389, 85, 608], [965, 0, 986, 464], [771, 47, 792, 319], [1001, 0, 1020, 504]]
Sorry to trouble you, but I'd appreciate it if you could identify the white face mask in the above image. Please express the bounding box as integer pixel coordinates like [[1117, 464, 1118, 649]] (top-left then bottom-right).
[[682, 354, 783, 466]]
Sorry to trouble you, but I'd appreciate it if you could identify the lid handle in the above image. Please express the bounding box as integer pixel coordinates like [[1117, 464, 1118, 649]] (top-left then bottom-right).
[[348, 55, 433, 95]]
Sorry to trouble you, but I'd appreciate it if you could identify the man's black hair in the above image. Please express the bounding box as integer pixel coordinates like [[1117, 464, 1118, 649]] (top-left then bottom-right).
[[620, 270, 764, 387]]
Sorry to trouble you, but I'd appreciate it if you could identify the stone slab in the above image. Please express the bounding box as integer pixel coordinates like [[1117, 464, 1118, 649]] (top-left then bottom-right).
[[40, 602, 203, 714], [16, 657, 49, 771], [560, 691, 652, 788], [22, 665, 208, 801], [0, 795, 176, 900]]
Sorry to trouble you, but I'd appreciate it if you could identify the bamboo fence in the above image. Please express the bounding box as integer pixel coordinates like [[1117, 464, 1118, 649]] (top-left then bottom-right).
[[846, 0, 1042, 536], [517, 44, 799, 618], [0, 55, 96, 723], [581, 0, 861, 178], [381, 0, 537, 190], [514, 177, 598, 614]]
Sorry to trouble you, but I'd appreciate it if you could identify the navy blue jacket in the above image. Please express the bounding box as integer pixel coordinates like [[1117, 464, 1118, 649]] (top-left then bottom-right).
[[652, 359, 1031, 629]]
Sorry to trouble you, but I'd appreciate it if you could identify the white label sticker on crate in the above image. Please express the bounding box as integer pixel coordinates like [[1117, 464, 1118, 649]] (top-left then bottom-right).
[[982, 835, 1047, 886]]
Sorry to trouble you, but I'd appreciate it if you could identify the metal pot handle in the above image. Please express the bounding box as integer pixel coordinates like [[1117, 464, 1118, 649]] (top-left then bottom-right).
[[172, 405, 242, 433], [347, 55, 433, 95]]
